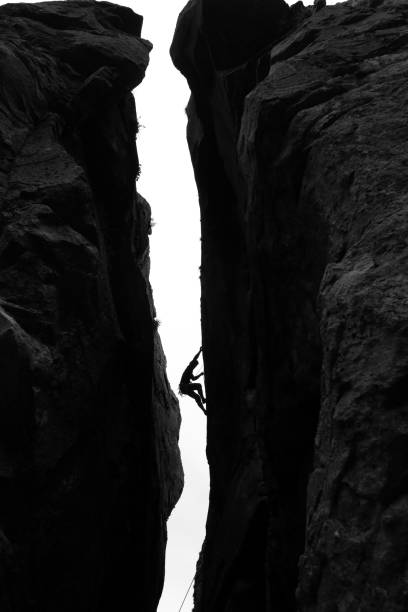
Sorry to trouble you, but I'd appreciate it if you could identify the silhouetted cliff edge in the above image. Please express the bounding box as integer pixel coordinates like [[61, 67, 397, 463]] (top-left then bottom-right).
[[0, 2, 183, 610], [171, 0, 408, 609]]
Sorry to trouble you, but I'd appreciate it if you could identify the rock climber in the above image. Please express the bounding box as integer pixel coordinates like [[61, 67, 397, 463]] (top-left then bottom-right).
[[179, 347, 207, 415]]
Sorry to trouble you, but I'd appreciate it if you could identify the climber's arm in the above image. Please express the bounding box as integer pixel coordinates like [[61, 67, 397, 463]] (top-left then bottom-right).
[[192, 347, 202, 361], [191, 372, 204, 380]]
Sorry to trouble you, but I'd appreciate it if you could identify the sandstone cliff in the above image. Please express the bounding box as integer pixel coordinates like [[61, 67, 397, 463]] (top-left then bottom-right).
[[172, 0, 408, 609], [0, 2, 183, 610]]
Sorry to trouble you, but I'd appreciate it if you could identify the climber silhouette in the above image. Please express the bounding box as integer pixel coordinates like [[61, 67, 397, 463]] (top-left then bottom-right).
[[179, 347, 206, 415]]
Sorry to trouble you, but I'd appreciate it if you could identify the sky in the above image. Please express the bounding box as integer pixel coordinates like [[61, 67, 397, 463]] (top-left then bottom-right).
[[132, 4, 206, 609], [1, 0, 344, 610]]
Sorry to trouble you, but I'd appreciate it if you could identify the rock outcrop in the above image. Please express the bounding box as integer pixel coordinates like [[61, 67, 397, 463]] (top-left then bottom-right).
[[0, 2, 183, 611], [172, 0, 408, 610]]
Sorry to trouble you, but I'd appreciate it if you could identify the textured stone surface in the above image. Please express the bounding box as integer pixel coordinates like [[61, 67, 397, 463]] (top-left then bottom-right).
[[0, 2, 182, 611], [172, 0, 408, 610]]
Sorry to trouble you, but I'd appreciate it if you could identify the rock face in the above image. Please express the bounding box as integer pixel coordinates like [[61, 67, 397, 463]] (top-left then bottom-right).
[[0, 2, 183, 611], [172, 0, 408, 610]]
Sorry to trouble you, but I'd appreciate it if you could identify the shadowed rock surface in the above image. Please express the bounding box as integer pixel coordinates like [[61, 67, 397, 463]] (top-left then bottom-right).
[[172, 0, 408, 610], [0, 2, 183, 610]]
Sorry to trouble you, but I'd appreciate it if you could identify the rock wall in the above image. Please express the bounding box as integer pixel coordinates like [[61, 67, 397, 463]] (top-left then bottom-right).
[[0, 2, 183, 611], [171, 0, 408, 610]]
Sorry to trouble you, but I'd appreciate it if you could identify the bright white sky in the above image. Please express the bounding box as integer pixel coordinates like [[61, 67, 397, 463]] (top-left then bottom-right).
[[0, 0, 344, 610]]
